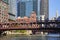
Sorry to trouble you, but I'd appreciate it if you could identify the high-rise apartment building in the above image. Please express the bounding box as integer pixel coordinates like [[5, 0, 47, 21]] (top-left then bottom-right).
[[40, 0, 49, 20], [0, 0, 9, 22], [17, 0, 40, 18]]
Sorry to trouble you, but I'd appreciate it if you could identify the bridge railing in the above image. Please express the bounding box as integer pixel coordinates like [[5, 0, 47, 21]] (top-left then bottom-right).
[[0, 22, 40, 29], [0, 20, 60, 30]]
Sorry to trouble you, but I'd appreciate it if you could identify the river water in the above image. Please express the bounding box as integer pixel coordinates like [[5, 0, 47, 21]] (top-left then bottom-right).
[[0, 34, 60, 40]]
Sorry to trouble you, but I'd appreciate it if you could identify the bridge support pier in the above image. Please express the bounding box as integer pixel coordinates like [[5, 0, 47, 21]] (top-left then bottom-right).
[[32, 30, 39, 34], [32, 30, 36, 34]]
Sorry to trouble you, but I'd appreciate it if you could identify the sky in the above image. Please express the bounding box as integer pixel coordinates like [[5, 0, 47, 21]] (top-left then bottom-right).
[[49, 0, 60, 19]]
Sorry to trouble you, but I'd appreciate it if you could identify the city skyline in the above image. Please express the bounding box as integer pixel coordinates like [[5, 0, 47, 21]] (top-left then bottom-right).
[[17, 0, 39, 19], [17, 0, 60, 20], [0, 0, 60, 38], [1, 0, 60, 20]]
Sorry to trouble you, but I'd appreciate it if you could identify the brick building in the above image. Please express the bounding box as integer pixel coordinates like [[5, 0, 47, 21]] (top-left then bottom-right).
[[16, 11, 37, 23], [0, 0, 9, 23]]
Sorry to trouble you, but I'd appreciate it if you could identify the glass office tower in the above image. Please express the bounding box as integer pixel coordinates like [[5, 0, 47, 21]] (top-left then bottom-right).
[[8, 0, 17, 20], [17, 0, 39, 18]]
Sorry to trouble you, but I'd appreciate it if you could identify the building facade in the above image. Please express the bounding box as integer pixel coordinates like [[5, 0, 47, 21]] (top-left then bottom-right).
[[40, 0, 49, 20], [8, 0, 17, 20], [0, 0, 9, 22], [16, 11, 36, 23], [17, 1, 26, 17], [17, 0, 40, 19], [33, 0, 38, 15], [2, 0, 17, 21]]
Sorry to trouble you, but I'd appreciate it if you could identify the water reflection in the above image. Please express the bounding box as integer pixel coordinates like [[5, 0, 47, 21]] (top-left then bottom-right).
[[0, 34, 60, 40], [47, 37, 60, 40]]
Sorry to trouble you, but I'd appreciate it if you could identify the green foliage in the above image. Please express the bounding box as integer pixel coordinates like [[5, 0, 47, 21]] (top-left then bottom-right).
[[15, 30, 27, 33]]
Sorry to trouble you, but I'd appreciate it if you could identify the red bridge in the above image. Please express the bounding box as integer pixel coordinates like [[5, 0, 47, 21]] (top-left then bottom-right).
[[0, 20, 60, 30], [0, 20, 60, 34]]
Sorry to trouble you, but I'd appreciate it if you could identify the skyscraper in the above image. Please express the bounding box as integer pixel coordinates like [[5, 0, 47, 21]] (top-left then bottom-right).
[[8, 0, 17, 20], [40, 0, 49, 20], [17, 0, 39, 18], [17, 1, 26, 17], [2, 0, 17, 20], [56, 10, 58, 19], [33, 0, 38, 15]]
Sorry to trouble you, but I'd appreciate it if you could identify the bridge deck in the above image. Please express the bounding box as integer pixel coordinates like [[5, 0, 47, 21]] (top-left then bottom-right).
[[0, 20, 60, 32]]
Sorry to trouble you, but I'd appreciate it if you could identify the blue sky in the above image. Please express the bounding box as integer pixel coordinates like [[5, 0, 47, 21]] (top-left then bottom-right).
[[49, 0, 60, 19]]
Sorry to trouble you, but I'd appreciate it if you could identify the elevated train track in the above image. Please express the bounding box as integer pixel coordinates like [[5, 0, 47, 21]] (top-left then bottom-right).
[[0, 20, 60, 33]]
